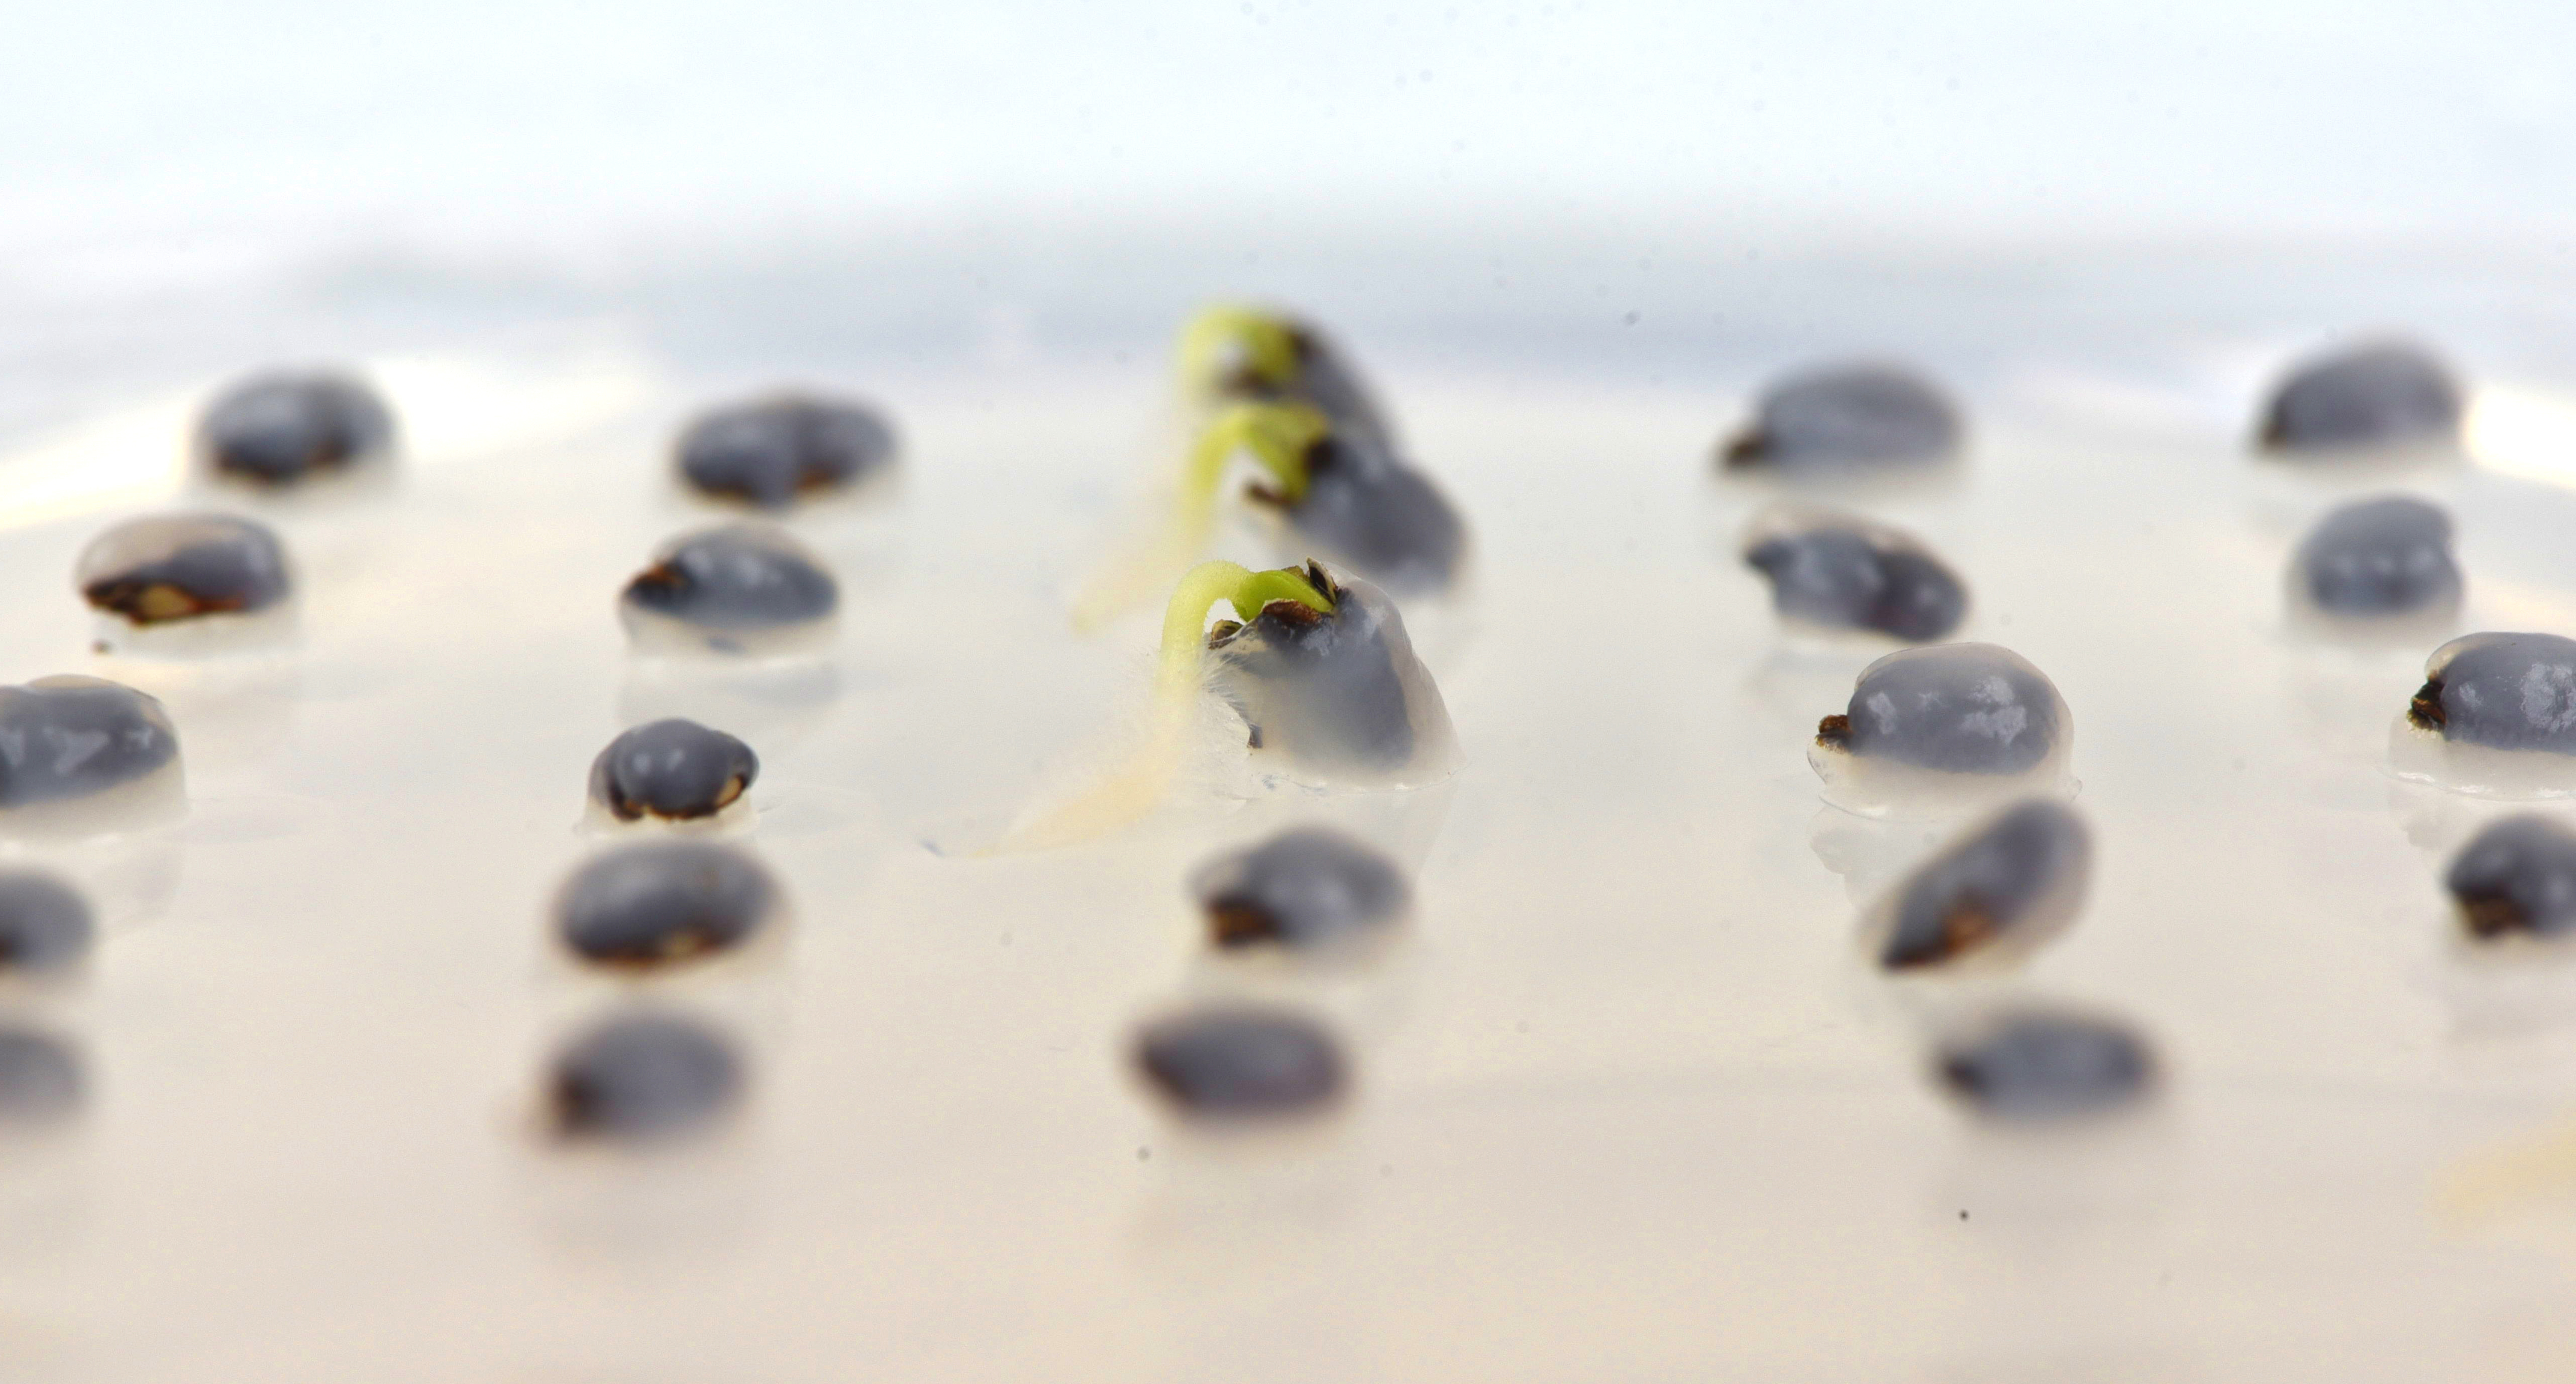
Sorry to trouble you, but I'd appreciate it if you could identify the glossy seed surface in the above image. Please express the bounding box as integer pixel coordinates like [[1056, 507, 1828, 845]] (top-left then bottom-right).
[[77, 513, 292, 626], [1279, 434, 1465, 596], [2446, 815, 2576, 938], [556, 841, 778, 967], [2291, 495, 2459, 617], [0, 1029, 83, 1123], [1818, 643, 2066, 775], [0, 874, 94, 971], [677, 395, 896, 508], [549, 1012, 742, 1140], [1193, 826, 1410, 950], [620, 523, 838, 653], [1209, 572, 1440, 778], [1723, 363, 1959, 471], [2259, 342, 2461, 453], [196, 372, 394, 486], [0, 676, 182, 808], [588, 719, 759, 822], [1936, 1009, 2154, 1121], [1875, 799, 2089, 969], [1743, 506, 1966, 641], [2409, 632, 2576, 754], [1133, 1006, 1346, 1117]]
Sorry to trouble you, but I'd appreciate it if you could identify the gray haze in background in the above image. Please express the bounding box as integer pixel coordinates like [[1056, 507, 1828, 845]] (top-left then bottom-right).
[[5, 0, 2575, 424]]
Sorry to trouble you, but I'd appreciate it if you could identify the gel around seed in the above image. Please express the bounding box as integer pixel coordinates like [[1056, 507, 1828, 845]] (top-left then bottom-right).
[[1742, 504, 1967, 642], [1865, 799, 2090, 970], [0, 677, 185, 829], [549, 1011, 742, 1141], [77, 513, 293, 647], [1133, 1005, 1347, 1119], [555, 841, 779, 968], [1721, 362, 1960, 473], [195, 371, 395, 489], [1206, 562, 1458, 784], [1192, 826, 1411, 951], [676, 394, 897, 509], [1810, 643, 2072, 814], [588, 719, 759, 823], [2408, 633, 2576, 755], [620, 523, 839, 656]]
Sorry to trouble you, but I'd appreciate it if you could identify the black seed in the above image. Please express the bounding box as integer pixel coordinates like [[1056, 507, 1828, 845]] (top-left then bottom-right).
[[1744, 507, 1967, 641], [1722, 363, 1960, 471], [1193, 827, 1410, 950], [76, 513, 291, 626], [677, 395, 897, 509], [196, 372, 393, 487], [2258, 342, 2461, 453], [1133, 1006, 1345, 1117], [0, 677, 182, 808], [1935, 1010, 2153, 1121], [1878, 800, 2089, 969], [1272, 435, 1465, 596], [0, 874, 93, 971], [0, 1029, 82, 1124], [1822, 643, 2066, 775], [2446, 814, 2576, 939], [621, 524, 838, 641], [1209, 571, 1421, 775], [2409, 633, 2576, 753], [550, 1012, 742, 1140], [588, 719, 759, 822], [556, 841, 777, 968], [2292, 495, 2460, 617]]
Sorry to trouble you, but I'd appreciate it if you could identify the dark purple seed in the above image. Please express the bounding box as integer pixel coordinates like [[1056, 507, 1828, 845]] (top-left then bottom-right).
[[1936, 1009, 2153, 1122], [555, 841, 777, 968], [550, 1011, 742, 1140], [196, 372, 394, 487], [588, 719, 758, 822], [620, 524, 838, 653], [2446, 814, 2576, 939], [76, 513, 292, 626], [2258, 341, 2461, 453], [1208, 564, 1422, 774], [0, 874, 93, 971], [1273, 433, 1464, 596], [2292, 495, 2459, 617], [1134, 1006, 1346, 1118], [0, 677, 182, 808], [1722, 363, 1960, 471], [1193, 827, 1409, 950], [2408, 632, 2576, 753], [0, 1029, 82, 1124], [1877, 799, 2089, 970], [1744, 507, 1966, 641], [1816, 643, 2066, 775], [677, 394, 896, 509]]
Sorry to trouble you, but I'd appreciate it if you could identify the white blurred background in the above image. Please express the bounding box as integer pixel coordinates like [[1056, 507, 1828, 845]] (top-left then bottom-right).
[[7, 0, 2576, 431]]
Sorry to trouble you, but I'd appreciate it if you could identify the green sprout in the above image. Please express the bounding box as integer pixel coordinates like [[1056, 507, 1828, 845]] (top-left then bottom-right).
[[1157, 559, 1333, 697], [1071, 401, 1333, 630], [1178, 305, 1300, 398], [999, 561, 1336, 853]]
